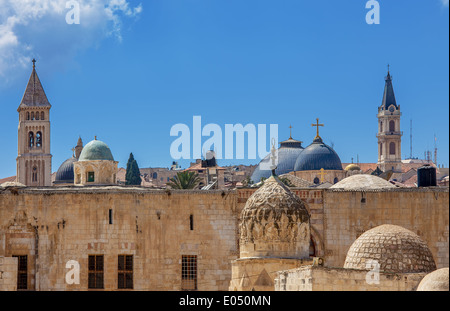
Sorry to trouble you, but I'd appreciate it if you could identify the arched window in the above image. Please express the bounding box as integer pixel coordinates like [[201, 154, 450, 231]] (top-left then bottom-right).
[[389, 142, 396, 155], [41, 111, 45, 120], [32, 166, 38, 182], [36, 131, 42, 148], [333, 177, 339, 184], [31, 112, 35, 120], [36, 112, 39, 120], [26, 112, 30, 120], [29, 132, 34, 148], [309, 239, 316, 257], [152, 172, 158, 180], [313, 177, 320, 184], [379, 143, 383, 156], [380, 121, 383, 133], [389, 120, 395, 132]]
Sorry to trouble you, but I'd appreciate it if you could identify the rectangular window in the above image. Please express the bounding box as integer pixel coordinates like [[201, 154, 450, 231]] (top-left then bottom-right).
[[87, 171, 95, 182], [181, 255, 197, 290], [118, 255, 133, 289], [189, 214, 194, 231], [109, 209, 113, 225], [13, 255, 27, 290], [88, 255, 104, 289]]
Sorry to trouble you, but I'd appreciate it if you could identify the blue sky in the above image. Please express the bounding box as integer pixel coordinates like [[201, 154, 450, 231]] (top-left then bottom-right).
[[0, 0, 448, 177]]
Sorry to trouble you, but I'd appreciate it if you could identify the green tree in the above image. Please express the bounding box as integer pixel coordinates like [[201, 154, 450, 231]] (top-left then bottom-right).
[[167, 171, 202, 189], [125, 153, 141, 186]]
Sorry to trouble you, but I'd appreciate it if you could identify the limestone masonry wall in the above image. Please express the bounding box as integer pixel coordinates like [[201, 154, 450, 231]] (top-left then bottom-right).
[[0, 186, 448, 291], [0, 256, 18, 291], [0, 188, 238, 290], [322, 189, 449, 269], [275, 266, 426, 291]]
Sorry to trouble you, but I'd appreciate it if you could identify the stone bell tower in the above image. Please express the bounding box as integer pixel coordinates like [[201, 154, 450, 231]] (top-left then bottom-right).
[[16, 59, 52, 186], [377, 67, 402, 173]]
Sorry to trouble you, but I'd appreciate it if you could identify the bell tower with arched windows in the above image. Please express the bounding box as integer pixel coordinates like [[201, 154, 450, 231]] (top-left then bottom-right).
[[377, 67, 402, 173], [16, 59, 52, 186]]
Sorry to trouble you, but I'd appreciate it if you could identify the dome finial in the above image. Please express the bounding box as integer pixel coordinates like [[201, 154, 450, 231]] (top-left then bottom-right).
[[270, 137, 277, 176], [312, 118, 324, 140], [289, 124, 293, 139], [32, 58, 36, 69], [94, 135, 97, 140]]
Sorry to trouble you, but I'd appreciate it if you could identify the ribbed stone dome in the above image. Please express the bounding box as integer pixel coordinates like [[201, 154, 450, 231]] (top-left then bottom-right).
[[251, 138, 304, 183], [54, 157, 77, 184], [79, 139, 114, 161], [239, 175, 310, 258], [417, 268, 449, 291], [344, 224, 436, 273], [330, 174, 396, 190], [293, 137, 342, 171]]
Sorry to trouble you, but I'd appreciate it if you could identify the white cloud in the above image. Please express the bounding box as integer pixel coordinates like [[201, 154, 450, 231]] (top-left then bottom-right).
[[441, 0, 449, 7], [0, 0, 142, 83]]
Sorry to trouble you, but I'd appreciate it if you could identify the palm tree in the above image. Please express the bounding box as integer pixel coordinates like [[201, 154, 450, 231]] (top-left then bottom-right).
[[167, 171, 202, 189]]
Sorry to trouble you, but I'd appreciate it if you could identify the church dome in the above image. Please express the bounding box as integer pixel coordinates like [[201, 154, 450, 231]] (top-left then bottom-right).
[[417, 268, 449, 291], [239, 175, 310, 258], [79, 139, 114, 162], [293, 137, 342, 171], [330, 174, 396, 190], [251, 138, 304, 183], [344, 224, 436, 273], [344, 164, 361, 171], [54, 157, 77, 184]]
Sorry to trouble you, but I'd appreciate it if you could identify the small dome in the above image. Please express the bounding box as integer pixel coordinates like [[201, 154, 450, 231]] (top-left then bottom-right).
[[345, 164, 361, 171], [251, 140, 304, 183], [417, 268, 449, 291], [240, 175, 310, 258], [54, 157, 77, 184], [330, 174, 396, 190], [294, 137, 342, 171], [344, 224, 436, 273], [79, 139, 114, 161]]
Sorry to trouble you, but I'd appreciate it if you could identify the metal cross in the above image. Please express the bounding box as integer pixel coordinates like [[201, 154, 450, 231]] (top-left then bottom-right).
[[312, 118, 324, 139], [318, 168, 327, 183]]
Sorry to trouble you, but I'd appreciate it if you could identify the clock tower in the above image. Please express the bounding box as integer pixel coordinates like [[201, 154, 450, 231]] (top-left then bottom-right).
[[377, 67, 402, 173]]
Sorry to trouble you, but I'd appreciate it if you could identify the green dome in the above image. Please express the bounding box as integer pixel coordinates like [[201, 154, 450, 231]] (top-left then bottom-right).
[[79, 139, 114, 161]]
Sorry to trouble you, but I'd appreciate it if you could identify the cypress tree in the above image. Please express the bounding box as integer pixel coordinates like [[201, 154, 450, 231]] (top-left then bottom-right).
[[126, 153, 141, 185]]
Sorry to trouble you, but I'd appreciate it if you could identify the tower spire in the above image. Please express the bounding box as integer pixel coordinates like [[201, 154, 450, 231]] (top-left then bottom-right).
[[382, 66, 397, 109]]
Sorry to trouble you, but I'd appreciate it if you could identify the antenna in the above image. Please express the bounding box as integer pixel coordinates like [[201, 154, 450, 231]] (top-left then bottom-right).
[[410, 119, 413, 159], [434, 134, 437, 165]]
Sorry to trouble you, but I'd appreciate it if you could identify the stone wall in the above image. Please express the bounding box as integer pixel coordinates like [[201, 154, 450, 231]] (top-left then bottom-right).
[[275, 265, 426, 291], [0, 257, 18, 291], [0, 187, 238, 291], [0, 186, 448, 291], [322, 188, 449, 269]]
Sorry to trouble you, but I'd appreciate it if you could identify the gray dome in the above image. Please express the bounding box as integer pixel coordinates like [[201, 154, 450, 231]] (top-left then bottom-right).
[[54, 157, 77, 184], [251, 138, 304, 183], [294, 137, 342, 171]]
